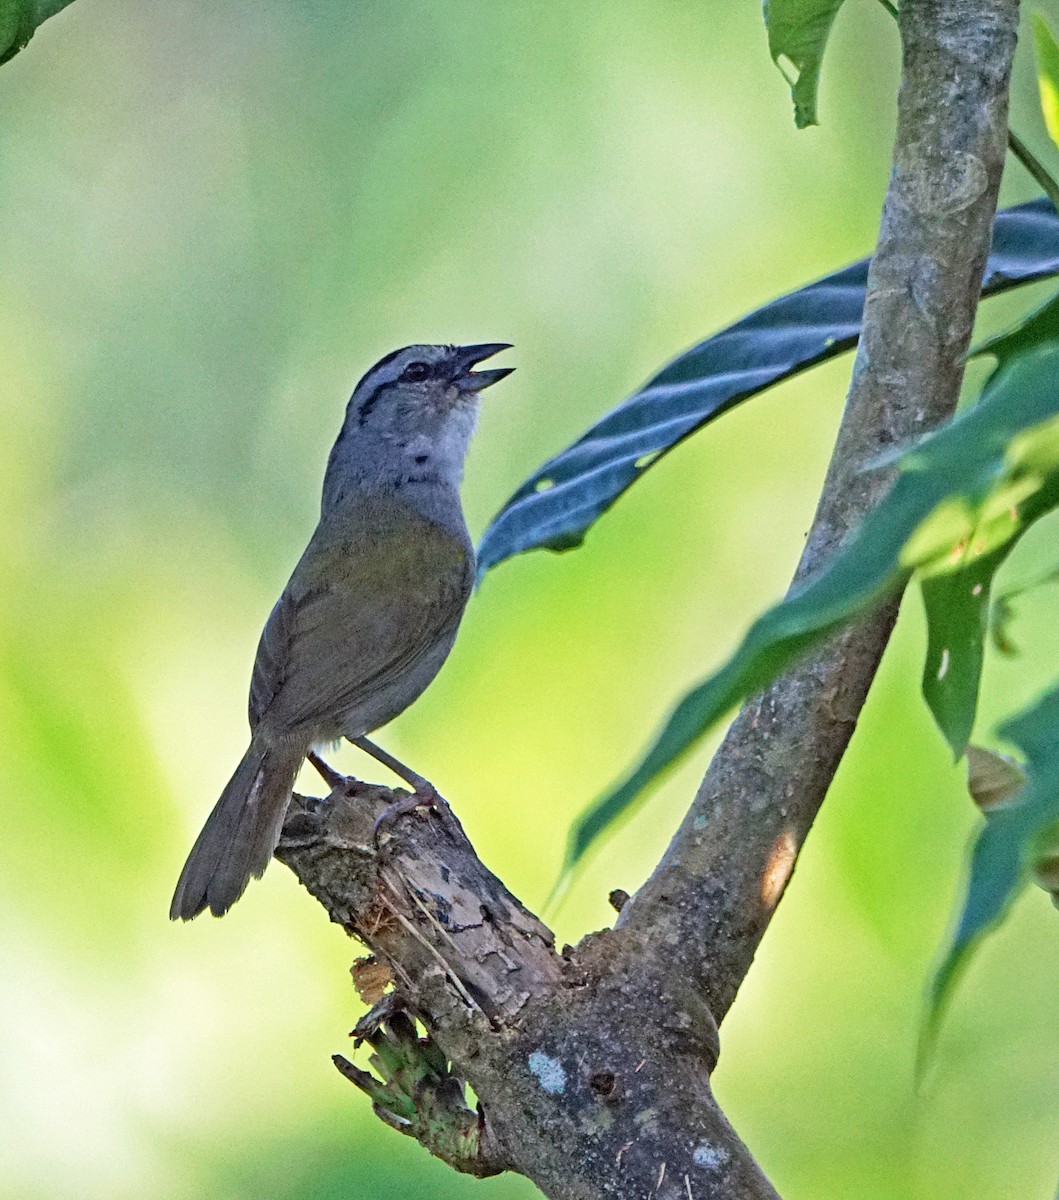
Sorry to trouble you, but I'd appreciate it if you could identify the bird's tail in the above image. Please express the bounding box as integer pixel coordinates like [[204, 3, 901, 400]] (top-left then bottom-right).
[[170, 736, 304, 921]]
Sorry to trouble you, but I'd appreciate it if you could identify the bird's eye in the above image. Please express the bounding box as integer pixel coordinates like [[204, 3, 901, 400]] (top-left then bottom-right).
[[401, 361, 430, 382]]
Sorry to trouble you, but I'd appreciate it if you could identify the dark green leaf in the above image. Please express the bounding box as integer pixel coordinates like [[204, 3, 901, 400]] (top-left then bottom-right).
[[0, 0, 77, 66], [0, 0, 34, 64], [931, 689, 1059, 1021], [478, 201, 1059, 580], [762, 0, 847, 128], [916, 275, 1059, 747], [560, 344, 1059, 875], [920, 288, 1059, 755], [972, 286, 1059, 365], [920, 544, 1011, 759]]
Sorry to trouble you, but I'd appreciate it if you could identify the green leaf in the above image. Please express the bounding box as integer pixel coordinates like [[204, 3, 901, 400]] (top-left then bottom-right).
[[972, 283, 1059, 367], [559, 344, 1059, 875], [763, 0, 847, 128], [931, 692, 1059, 1020], [0, 0, 77, 66], [920, 544, 1010, 759], [918, 279, 1059, 755], [478, 201, 1059, 580], [1033, 13, 1059, 150], [989, 549, 1059, 655], [0, 0, 34, 64]]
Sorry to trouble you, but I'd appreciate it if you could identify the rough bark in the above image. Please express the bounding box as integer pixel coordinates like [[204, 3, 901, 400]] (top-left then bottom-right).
[[277, 1, 1020, 1196], [279, 786, 774, 1197]]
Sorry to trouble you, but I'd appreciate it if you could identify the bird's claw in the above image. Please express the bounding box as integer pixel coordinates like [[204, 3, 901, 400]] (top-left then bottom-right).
[[372, 784, 447, 848]]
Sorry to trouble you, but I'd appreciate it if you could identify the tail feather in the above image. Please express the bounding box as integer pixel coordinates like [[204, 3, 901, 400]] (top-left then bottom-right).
[[170, 738, 304, 920]]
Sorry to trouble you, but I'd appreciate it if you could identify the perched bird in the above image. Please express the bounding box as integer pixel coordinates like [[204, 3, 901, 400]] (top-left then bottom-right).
[[170, 342, 513, 920]]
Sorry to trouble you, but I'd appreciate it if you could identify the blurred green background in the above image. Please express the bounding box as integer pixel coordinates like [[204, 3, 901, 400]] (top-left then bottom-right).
[[1, 2, 1057, 1197]]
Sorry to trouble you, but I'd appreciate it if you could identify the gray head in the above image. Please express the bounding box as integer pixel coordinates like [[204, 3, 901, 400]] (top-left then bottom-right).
[[328, 343, 513, 492]]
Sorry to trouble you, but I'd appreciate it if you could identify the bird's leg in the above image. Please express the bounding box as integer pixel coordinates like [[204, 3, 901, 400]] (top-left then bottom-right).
[[308, 751, 345, 789], [351, 736, 439, 797], [350, 735, 451, 841], [308, 750, 370, 796]]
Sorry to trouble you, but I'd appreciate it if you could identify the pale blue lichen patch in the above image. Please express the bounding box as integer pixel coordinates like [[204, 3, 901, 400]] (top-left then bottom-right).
[[528, 1051, 567, 1095], [692, 1142, 729, 1170]]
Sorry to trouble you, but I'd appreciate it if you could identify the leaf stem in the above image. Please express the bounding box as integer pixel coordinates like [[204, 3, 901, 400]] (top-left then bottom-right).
[[1007, 129, 1059, 213]]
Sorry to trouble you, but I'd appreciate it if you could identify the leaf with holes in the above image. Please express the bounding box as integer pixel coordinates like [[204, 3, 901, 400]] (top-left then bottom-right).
[[920, 544, 1010, 759], [478, 200, 1059, 580], [762, 0, 848, 128], [990, 553, 1059, 655], [556, 344, 1059, 878], [924, 283, 1059, 754]]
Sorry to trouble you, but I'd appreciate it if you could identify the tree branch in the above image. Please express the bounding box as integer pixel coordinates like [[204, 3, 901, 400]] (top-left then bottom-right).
[[278, 1, 1020, 1196], [617, 0, 1020, 1023], [278, 784, 777, 1200]]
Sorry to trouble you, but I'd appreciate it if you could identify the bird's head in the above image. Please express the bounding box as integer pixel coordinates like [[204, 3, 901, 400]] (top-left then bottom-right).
[[324, 343, 513, 497], [348, 342, 513, 464]]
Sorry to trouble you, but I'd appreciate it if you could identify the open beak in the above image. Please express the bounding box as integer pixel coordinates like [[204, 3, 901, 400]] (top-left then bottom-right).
[[454, 342, 515, 392]]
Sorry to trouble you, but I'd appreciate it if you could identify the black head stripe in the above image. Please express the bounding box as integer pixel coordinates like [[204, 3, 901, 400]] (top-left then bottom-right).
[[351, 347, 411, 426], [353, 346, 411, 394], [351, 345, 455, 425]]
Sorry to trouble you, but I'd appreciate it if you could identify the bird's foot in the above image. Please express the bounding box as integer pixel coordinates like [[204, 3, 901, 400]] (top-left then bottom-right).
[[372, 782, 450, 847]]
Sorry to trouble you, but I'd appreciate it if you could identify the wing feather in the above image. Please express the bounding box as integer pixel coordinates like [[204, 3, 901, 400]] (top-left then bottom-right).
[[248, 494, 473, 735]]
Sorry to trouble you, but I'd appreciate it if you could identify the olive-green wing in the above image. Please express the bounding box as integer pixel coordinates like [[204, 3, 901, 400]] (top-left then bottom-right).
[[248, 498, 473, 734]]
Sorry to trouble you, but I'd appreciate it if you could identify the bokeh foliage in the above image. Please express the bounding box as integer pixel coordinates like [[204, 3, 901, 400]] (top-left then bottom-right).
[[0, 3, 1056, 1200]]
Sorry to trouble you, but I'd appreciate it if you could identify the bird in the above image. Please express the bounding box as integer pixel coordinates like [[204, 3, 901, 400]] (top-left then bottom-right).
[[170, 342, 514, 920]]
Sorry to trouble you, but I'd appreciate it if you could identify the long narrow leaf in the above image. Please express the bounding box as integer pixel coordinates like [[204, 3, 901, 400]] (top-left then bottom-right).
[[920, 545, 1010, 759], [921, 287, 1059, 757], [561, 344, 1059, 874], [479, 200, 1059, 579]]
